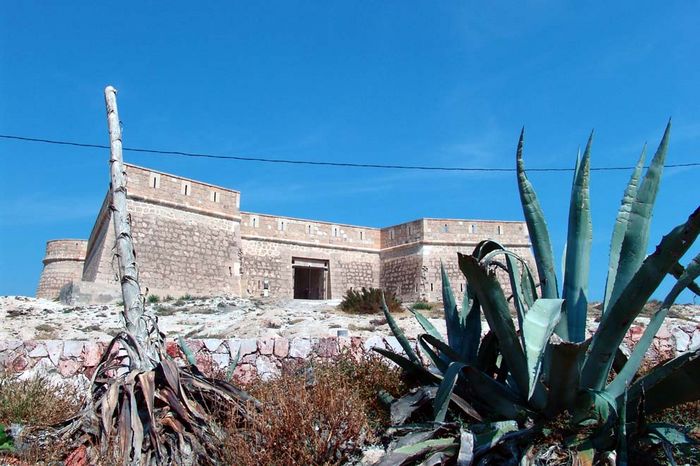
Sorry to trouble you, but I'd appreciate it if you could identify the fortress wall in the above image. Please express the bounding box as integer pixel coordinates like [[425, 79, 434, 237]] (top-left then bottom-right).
[[86, 198, 241, 298], [422, 218, 529, 245], [125, 164, 240, 218], [421, 243, 537, 304], [241, 237, 380, 299], [240, 212, 380, 249], [380, 219, 423, 249], [380, 244, 423, 302], [36, 240, 88, 299]]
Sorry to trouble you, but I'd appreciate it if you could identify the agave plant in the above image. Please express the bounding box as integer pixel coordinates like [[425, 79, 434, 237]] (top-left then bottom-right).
[[375, 122, 700, 465]]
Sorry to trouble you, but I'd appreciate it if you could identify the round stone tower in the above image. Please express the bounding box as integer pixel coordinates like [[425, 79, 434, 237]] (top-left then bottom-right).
[[36, 239, 88, 300]]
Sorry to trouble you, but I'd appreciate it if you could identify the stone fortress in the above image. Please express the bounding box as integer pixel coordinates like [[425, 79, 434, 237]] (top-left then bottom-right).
[[36, 163, 534, 304]]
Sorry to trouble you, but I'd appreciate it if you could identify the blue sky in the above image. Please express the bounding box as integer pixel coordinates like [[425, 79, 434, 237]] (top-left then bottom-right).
[[1, 2, 698, 301]]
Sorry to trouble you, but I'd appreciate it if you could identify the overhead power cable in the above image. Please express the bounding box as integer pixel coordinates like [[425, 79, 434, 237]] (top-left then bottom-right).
[[1, 133, 698, 173]]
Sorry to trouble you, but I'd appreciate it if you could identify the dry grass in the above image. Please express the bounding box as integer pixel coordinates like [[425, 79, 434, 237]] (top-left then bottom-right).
[[221, 352, 406, 465], [0, 374, 83, 426], [0, 373, 84, 464]]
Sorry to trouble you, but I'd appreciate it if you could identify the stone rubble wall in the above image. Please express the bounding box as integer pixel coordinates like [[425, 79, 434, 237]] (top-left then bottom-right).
[[3, 321, 698, 386]]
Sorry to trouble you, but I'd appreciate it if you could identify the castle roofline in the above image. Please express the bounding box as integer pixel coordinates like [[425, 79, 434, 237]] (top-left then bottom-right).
[[123, 163, 241, 195], [241, 211, 380, 231]]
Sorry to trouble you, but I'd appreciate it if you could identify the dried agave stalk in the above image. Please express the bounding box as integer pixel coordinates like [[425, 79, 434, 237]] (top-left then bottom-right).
[[53, 87, 257, 465]]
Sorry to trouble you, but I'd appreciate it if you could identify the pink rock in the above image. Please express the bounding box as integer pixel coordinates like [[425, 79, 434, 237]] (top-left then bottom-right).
[[316, 337, 338, 358], [656, 326, 671, 340], [258, 338, 274, 356], [241, 353, 257, 364], [232, 363, 257, 385], [273, 338, 289, 358], [338, 337, 351, 352], [165, 341, 181, 358], [11, 355, 28, 372], [185, 340, 204, 352], [83, 343, 103, 367], [58, 359, 81, 377], [351, 337, 363, 349]]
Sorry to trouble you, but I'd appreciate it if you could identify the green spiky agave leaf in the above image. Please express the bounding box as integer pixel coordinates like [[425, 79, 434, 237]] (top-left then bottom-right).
[[411, 309, 443, 342], [560, 135, 592, 342], [458, 253, 529, 396], [441, 263, 461, 351], [609, 121, 671, 309], [479, 246, 538, 337], [417, 334, 450, 373], [581, 207, 700, 391], [461, 366, 529, 421], [607, 253, 700, 398], [522, 298, 564, 399], [434, 362, 466, 422], [545, 339, 590, 418], [381, 292, 420, 363], [627, 349, 700, 415], [603, 147, 646, 312], [516, 129, 559, 299], [461, 286, 481, 365], [373, 347, 440, 385]]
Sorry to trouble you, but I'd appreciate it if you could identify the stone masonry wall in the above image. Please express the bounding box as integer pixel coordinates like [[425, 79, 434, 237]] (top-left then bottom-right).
[[36, 240, 88, 299], [3, 320, 698, 386], [240, 212, 380, 249], [380, 244, 423, 302], [241, 238, 380, 298]]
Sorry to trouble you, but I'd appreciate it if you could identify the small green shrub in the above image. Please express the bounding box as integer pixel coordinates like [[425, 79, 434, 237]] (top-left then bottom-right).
[[411, 301, 433, 311], [164, 295, 174, 302], [339, 287, 402, 315], [147, 294, 160, 304], [180, 294, 193, 301]]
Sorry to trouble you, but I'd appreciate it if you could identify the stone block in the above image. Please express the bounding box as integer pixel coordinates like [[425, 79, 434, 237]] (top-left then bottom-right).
[[64, 341, 85, 358], [289, 338, 312, 359], [227, 339, 242, 359], [45, 341, 63, 366], [83, 343, 102, 367], [672, 328, 690, 353], [363, 335, 384, 352], [258, 338, 274, 355], [202, 339, 223, 352], [255, 356, 279, 381], [273, 338, 289, 358], [59, 359, 81, 377], [232, 363, 256, 385], [384, 336, 404, 354], [317, 337, 338, 358], [691, 329, 700, 351], [239, 338, 258, 356], [211, 353, 230, 369], [28, 344, 48, 358]]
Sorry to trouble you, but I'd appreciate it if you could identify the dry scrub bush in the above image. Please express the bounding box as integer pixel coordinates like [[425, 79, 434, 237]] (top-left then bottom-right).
[[222, 352, 406, 465], [0, 374, 84, 464], [0, 374, 83, 426]]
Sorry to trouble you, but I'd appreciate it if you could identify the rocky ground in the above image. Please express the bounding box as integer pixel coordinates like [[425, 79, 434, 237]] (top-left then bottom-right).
[[0, 295, 448, 341], [1, 294, 699, 343]]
